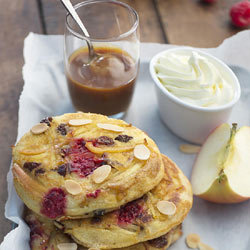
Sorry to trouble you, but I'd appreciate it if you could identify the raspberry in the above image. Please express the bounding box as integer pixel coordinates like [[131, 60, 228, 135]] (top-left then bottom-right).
[[118, 200, 143, 224], [230, 0, 250, 27], [41, 188, 66, 219]]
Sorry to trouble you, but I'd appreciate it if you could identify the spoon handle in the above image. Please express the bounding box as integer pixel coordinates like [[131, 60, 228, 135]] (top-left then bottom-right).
[[60, 0, 95, 59], [60, 0, 90, 37]]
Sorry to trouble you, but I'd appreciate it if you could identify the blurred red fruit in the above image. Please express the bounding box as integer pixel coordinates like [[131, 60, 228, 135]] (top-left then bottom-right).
[[230, 0, 250, 27]]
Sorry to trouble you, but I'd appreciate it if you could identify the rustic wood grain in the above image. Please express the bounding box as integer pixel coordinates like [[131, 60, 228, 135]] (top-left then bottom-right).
[[0, 0, 42, 243], [41, 0, 165, 43], [155, 0, 240, 47]]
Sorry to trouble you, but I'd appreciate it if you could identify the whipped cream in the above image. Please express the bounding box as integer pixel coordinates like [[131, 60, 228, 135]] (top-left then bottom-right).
[[154, 50, 234, 107]]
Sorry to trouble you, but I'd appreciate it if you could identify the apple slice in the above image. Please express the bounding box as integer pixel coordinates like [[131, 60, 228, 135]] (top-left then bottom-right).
[[191, 123, 250, 203]]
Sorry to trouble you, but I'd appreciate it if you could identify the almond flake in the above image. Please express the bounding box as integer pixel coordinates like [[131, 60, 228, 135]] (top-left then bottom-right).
[[156, 200, 176, 215], [65, 180, 82, 195], [13, 163, 20, 169], [31, 123, 48, 135], [198, 242, 214, 250], [57, 243, 77, 250], [68, 119, 92, 126], [54, 221, 64, 230], [92, 165, 111, 183], [134, 144, 150, 160], [97, 123, 124, 132], [179, 144, 200, 154], [186, 233, 201, 248]]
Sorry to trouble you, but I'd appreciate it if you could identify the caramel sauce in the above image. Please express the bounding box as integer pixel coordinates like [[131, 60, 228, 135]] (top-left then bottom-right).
[[66, 47, 137, 115]]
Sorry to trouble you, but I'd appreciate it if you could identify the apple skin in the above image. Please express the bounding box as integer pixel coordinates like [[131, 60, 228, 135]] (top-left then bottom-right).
[[196, 174, 249, 204]]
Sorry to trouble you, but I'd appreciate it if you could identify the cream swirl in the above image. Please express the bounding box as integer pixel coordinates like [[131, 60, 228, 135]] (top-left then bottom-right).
[[154, 50, 234, 107]]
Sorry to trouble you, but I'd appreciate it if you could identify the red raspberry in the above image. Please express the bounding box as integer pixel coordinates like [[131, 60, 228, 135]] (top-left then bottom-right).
[[230, 0, 250, 28]]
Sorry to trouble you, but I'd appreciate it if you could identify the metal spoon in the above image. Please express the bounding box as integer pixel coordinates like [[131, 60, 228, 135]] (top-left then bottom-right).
[[60, 0, 96, 61]]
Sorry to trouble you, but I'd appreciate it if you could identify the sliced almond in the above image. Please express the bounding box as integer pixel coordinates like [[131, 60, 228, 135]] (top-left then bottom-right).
[[92, 165, 111, 183], [156, 200, 176, 215], [134, 144, 150, 160], [65, 180, 82, 195], [57, 243, 77, 250], [13, 163, 20, 169], [198, 242, 214, 250], [31, 123, 48, 135], [179, 144, 201, 154], [186, 233, 201, 249], [54, 221, 64, 230], [68, 119, 92, 126], [97, 123, 124, 132]]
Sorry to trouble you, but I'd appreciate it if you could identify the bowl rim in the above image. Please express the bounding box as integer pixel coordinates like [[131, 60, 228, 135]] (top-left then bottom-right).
[[149, 47, 241, 113]]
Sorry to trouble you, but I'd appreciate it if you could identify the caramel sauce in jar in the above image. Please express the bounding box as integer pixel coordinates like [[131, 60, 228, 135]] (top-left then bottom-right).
[[66, 47, 138, 115]]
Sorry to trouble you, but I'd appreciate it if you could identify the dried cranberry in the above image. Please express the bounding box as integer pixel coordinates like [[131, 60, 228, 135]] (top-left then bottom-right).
[[57, 123, 68, 136], [148, 234, 168, 248], [118, 200, 143, 224], [56, 163, 70, 177], [91, 216, 102, 224], [35, 168, 45, 176], [41, 188, 66, 219], [26, 216, 44, 238], [94, 136, 114, 146], [40, 117, 53, 127], [66, 139, 104, 178], [137, 213, 152, 223], [86, 189, 101, 198], [115, 135, 133, 143], [60, 147, 70, 158], [23, 162, 41, 172], [25, 215, 49, 249]]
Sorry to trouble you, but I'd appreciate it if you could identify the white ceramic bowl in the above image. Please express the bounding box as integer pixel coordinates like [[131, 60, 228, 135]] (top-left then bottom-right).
[[149, 48, 241, 144]]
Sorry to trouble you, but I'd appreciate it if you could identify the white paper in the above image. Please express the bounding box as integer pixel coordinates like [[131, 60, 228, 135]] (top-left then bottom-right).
[[1, 30, 250, 250]]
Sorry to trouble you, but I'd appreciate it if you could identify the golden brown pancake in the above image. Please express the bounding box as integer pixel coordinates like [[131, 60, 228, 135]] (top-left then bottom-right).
[[12, 113, 164, 220], [57, 155, 192, 249], [25, 208, 182, 250]]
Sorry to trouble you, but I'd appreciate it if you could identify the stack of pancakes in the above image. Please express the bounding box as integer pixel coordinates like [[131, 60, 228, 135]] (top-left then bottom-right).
[[12, 112, 192, 250]]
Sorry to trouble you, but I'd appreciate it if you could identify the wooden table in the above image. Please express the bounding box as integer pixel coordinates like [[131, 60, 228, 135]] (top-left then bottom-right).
[[0, 0, 242, 242]]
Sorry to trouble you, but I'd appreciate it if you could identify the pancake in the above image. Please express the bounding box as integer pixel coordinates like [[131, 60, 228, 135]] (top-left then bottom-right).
[[25, 209, 74, 250], [12, 112, 164, 220], [57, 155, 193, 249], [25, 209, 182, 250]]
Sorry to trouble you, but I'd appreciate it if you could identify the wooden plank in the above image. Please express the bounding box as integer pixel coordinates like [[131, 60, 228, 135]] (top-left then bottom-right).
[[155, 0, 239, 47], [0, 0, 42, 243], [41, 0, 165, 43]]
